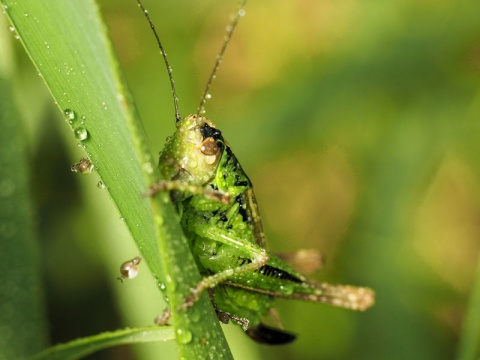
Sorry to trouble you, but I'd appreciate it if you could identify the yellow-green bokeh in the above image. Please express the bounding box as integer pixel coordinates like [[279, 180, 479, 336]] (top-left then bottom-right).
[[6, 0, 480, 359]]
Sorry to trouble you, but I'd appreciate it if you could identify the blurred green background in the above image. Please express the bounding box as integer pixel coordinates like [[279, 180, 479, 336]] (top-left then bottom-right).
[[2, 0, 480, 358]]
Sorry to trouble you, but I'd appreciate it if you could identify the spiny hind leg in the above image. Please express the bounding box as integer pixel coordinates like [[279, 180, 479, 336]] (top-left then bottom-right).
[[154, 307, 172, 326], [179, 223, 270, 310], [179, 248, 268, 310]]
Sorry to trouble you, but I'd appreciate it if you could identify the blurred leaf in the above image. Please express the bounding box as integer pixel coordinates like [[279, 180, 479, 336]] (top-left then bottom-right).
[[32, 326, 175, 360], [0, 42, 46, 360]]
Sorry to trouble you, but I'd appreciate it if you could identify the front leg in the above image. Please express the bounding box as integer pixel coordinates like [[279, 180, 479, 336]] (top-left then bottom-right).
[[208, 289, 250, 331], [147, 179, 231, 204]]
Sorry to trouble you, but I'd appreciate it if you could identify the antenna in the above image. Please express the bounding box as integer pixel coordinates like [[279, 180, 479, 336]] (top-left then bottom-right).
[[135, 0, 181, 123], [197, 0, 247, 116]]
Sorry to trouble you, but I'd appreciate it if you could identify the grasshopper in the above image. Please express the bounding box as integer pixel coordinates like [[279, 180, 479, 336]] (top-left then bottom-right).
[[136, 0, 375, 344]]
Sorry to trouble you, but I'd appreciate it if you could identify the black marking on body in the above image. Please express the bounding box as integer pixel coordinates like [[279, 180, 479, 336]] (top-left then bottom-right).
[[225, 147, 239, 172], [226, 147, 252, 190], [234, 180, 249, 187], [235, 195, 249, 223], [238, 257, 250, 266], [236, 257, 302, 283], [258, 265, 303, 283]]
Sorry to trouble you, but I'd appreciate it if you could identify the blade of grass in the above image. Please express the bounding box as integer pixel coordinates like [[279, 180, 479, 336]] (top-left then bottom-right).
[[0, 26, 47, 358], [31, 326, 175, 360], [1, 0, 232, 358]]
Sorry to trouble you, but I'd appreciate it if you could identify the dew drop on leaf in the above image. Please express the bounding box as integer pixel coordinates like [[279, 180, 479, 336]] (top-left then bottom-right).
[[64, 108, 76, 121], [176, 328, 193, 344], [73, 126, 88, 140]]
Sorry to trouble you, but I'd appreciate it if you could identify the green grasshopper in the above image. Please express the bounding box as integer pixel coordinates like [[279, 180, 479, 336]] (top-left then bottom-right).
[[137, 0, 375, 344]]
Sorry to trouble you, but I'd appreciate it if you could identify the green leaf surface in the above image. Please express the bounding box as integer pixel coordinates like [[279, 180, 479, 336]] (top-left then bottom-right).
[[0, 48, 46, 360], [1, 0, 231, 358], [31, 326, 175, 360]]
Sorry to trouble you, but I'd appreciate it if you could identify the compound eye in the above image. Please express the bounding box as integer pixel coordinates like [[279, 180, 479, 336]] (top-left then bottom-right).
[[200, 137, 221, 165], [200, 137, 218, 155]]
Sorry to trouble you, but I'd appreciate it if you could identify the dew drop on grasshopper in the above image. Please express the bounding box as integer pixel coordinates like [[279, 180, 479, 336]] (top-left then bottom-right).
[[135, 0, 375, 345]]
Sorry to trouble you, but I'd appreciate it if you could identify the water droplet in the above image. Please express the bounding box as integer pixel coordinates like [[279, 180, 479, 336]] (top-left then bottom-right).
[[176, 328, 192, 344], [8, 26, 14, 32], [189, 309, 201, 323], [143, 162, 153, 174], [64, 108, 76, 121], [206, 93, 212, 99], [158, 282, 167, 291], [70, 157, 94, 174], [117, 256, 142, 282], [279, 284, 294, 295], [73, 126, 88, 140], [97, 181, 105, 189], [238, 8, 246, 17], [154, 215, 164, 226]]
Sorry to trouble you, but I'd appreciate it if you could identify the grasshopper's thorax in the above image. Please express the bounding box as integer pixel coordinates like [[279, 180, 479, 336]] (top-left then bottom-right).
[[158, 114, 224, 186]]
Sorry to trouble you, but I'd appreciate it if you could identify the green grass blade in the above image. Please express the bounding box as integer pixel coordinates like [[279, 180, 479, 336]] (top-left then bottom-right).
[[150, 192, 234, 359], [31, 326, 175, 360], [2, 0, 163, 287], [1, 0, 231, 358], [0, 35, 47, 359]]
